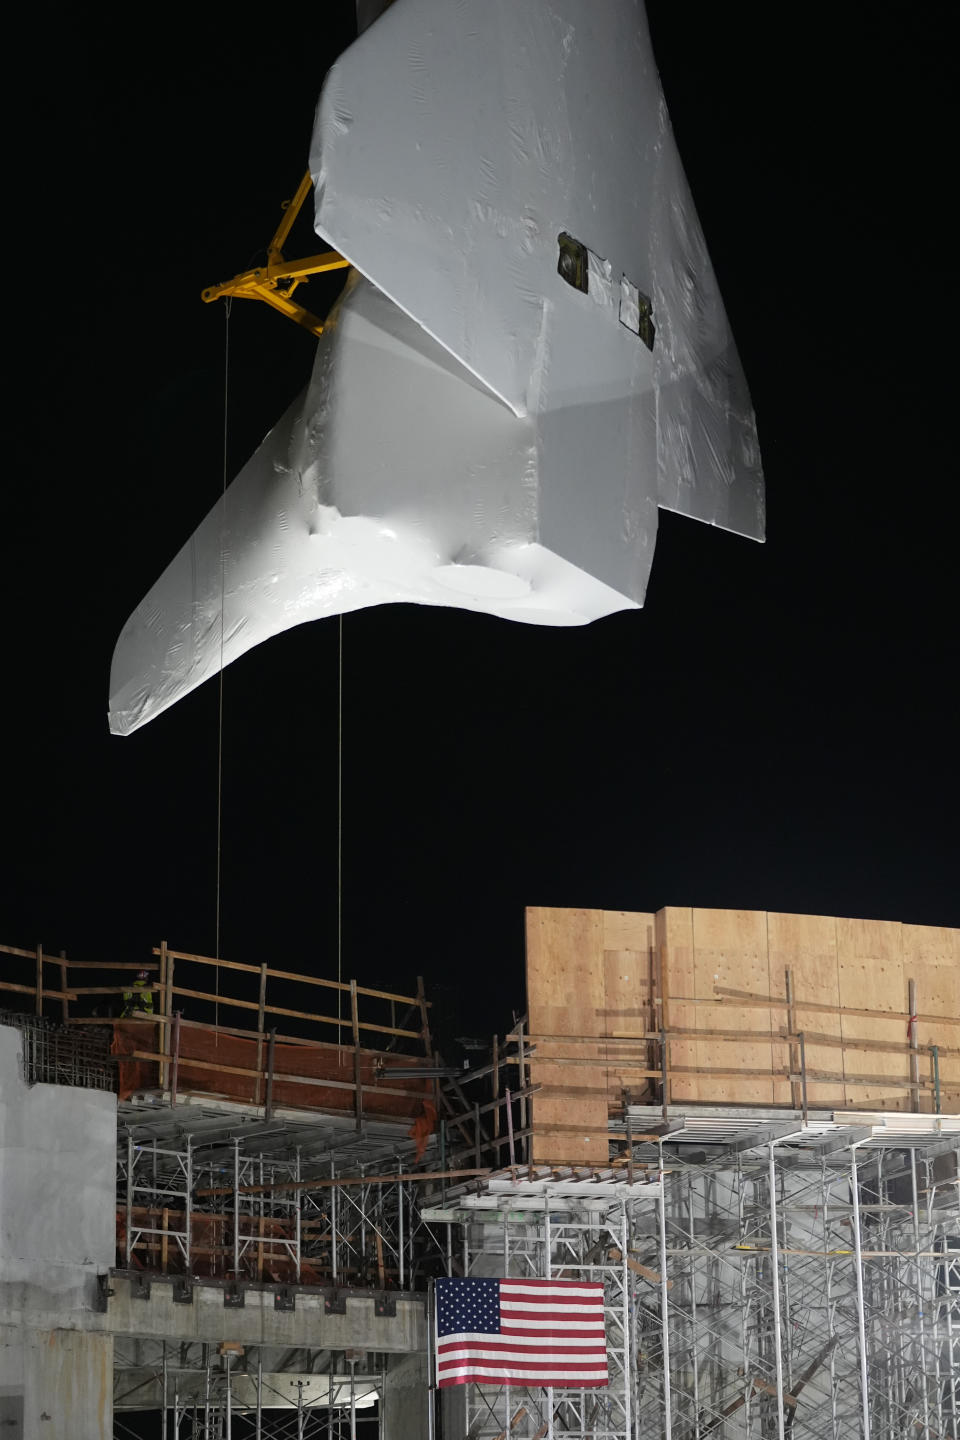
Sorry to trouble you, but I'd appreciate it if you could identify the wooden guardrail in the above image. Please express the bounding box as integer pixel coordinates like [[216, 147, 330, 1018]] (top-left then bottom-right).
[[509, 969, 958, 1124], [1, 939, 434, 1124]]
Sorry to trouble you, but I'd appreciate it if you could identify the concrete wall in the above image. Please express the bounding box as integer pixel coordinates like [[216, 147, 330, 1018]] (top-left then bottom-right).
[[382, 1351, 429, 1439], [0, 1023, 117, 1438], [105, 1273, 426, 1353], [0, 1327, 112, 1440]]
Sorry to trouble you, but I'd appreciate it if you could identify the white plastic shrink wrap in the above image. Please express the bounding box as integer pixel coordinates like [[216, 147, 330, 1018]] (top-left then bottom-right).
[[109, 0, 763, 736]]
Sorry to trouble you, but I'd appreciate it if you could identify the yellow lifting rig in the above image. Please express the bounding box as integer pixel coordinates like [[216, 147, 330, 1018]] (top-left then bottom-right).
[[201, 171, 350, 336]]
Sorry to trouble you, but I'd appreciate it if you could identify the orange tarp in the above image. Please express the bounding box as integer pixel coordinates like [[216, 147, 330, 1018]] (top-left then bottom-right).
[[112, 1021, 429, 1119]]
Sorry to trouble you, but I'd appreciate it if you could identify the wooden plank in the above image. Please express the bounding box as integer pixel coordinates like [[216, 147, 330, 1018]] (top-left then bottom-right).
[[785, 967, 799, 1109], [903, 923, 960, 1112], [602, 912, 656, 1109], [657, 908, 696, 1101], [526, 907, 609, 1165], [254, 962, 268, 1106], [59, 951, 69, 1023], [151, 946, 425, 1007], [162, 942, 173, 1091], [416, 974, 432, 1055], [351, 978, 362, 1129], [63, 986, 161, 996], [768, 911, 844, 1107], [126, 1050, 419, 1099], [167, 984, 419, 1037], [781, 1028, 958, 1059], [63, 961, 160, 971], [0, 981, 76, 1001], [602, 910, 653, 953], [662, 938, 675, 1111], [712, 987, 958, 1026], [0, 942, 68, 962], [836, 917, 905, 1108], [692, 909, 773, 1105]]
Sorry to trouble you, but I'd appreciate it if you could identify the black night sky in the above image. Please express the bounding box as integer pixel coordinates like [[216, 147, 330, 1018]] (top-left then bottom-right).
[[4, 5, 957, 1049]]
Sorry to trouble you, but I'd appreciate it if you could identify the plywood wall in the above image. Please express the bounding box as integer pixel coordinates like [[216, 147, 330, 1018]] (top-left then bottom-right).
[[658, 908, 959, 1111], [526, 906, 959, 1164], [526, 907, 656, 1164], [902, 922, 960, 1111]]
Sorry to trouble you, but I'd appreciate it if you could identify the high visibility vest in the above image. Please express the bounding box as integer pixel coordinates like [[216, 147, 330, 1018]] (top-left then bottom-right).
[[122, 980, 154, 1015]]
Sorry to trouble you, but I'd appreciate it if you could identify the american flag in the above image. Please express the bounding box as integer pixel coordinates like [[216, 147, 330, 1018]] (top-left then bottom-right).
[[435, 1276, 608, 1388]]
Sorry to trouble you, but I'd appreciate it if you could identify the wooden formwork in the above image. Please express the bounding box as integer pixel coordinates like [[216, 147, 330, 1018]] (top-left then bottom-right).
[[526, 907, 658, 1164], [525, 906, 960, 1165]]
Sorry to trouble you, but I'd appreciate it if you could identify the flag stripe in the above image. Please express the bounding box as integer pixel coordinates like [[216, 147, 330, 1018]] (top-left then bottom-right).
[[501, 1294, 601, 1307], [500, 1281, 601, 1293], [437, 1370, 604, 1382], [440, 1330, 601, 1342], [440, 1347, 604, 1359], [502, 1319, 604, 1331]]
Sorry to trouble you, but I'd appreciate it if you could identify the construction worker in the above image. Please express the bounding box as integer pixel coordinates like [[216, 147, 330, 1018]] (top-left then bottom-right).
[[121, 970, 154, 1018]]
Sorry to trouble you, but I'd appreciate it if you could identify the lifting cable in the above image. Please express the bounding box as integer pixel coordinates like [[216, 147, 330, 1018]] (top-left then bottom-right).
[[211, 297, 344, 1046], [337, 612, 344, 1061], [214, 297, 232, 1030]]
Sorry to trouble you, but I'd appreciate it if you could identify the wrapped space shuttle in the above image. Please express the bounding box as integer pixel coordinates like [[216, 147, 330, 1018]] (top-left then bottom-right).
[[109, 0, 763, 736]]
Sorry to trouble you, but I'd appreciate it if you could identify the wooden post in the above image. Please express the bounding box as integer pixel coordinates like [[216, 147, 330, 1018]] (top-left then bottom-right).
[[265, 1029, 276, 1120], [415, 975, 432, 1057], [163, 943, 174, 1021], [505, 1087, 516, 1169], [170, 1012, 182, 1109], [474, 1104, 482, 1169], [161, 1208, 170, 1274], [160, 941, 173, 1090], [350, 980, 363, 1130], [254, 962, 268, 1106], [35, 943, 43, 1017], [492, 1035, 500, 1144], [59, 950, 69, 1023], [660, 944, 672, 1114], [516, 1020, 528, 1164], [786, 968, 800, 1110], [908, 978, 920, 1113]]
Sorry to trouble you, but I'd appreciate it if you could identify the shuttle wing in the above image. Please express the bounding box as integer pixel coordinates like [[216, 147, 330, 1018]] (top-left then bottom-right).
[[110, 0, 762, 735]]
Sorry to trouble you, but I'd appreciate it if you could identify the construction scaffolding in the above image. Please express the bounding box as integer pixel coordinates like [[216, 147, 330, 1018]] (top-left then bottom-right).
[[3, 919, 958, 1439], [434, 1111, 960, 1440], [112, 1339, 384, 1438], [115, 1098, 464, 1290]]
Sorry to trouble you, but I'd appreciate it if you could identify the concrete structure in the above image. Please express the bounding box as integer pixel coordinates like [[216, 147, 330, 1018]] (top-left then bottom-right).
[[104, 1273, 425, 1353], [0, 1023, 116, 1439]]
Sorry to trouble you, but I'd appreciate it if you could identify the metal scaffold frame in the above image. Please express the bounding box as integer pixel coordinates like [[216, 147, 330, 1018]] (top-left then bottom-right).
[[115, 1127, 451, 1288], [438, 1113, 959, 1440], [112, 1338, 384, 1439], [455, 1195, 635, 1439]]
